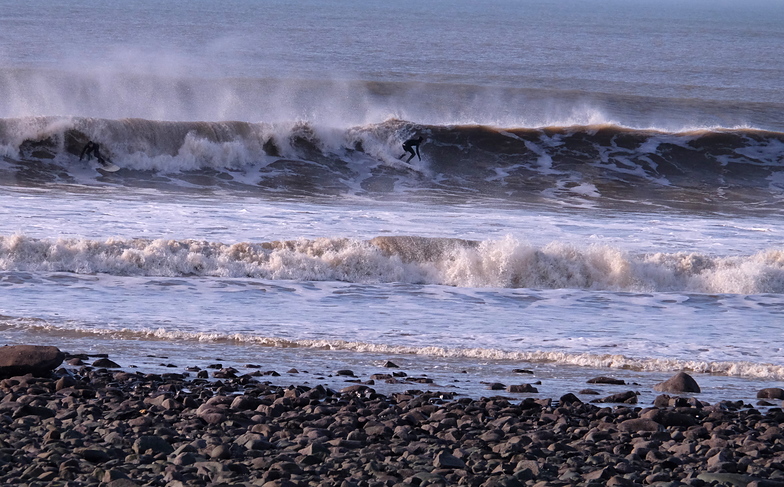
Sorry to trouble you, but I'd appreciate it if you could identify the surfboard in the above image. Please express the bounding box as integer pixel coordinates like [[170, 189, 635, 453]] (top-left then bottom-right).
[[97, 160, 121, 172]]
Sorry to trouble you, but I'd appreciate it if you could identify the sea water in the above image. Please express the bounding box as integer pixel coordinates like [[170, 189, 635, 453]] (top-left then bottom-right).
[[1, 0, 784, 406]]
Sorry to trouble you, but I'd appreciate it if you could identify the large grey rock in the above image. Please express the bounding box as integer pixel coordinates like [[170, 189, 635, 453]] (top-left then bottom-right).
[[92, 358, 121, 368], [757, 387, 784, 399], [133, 435, 174, 455], [653, 372, 701, 393], [0, 345, 65, 378], [433, 451, 466, 469], [617, 418, 663, 433], [641, 408, 697, 427]]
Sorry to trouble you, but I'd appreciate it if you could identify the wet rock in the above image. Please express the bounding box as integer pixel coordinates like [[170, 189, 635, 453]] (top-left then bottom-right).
[[587, 376, 626, 385], [559, 393, 582, 404], [757, 388, 784, 399], [653, 371, 701, 393], [507, 384, 538, 393], [92, 358, 121, 368], [593, 391, 638, 404], [0, 345, 65, 378], [578, 389, 601, 395]]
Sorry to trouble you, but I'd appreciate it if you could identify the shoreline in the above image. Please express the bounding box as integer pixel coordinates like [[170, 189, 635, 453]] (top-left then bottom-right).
[[2, 350, 784, 486]]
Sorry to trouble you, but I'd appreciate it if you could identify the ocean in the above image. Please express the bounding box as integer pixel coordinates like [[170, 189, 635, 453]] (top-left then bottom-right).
[[2, 0, 784, 406]]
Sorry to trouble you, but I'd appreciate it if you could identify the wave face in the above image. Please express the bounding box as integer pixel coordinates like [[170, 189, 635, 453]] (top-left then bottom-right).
[[2, 234, 784, 294], [3, 116, 784, 208]]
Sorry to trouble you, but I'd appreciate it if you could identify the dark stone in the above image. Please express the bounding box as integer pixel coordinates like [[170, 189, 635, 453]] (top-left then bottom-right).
[[593, 391, 638, 404], [78, 448, 112, 463], [587, 376, 626, 385], [92, 358, 121, 368], [133, 435, 174, 455], [757, 388, 784, 399], [55, 375, 76, 391], [653, 372, 701, 393], [210, 444, 232, 460], [559, 393, 582, 404], [12, 404, 55, 418], [433, 451, 466, 469], [0, 345, 65, 378], [641, 408, 697, 427], [507, 384, 538, 393], [617, 418, 663, 432], [579, 389, 601, 395]]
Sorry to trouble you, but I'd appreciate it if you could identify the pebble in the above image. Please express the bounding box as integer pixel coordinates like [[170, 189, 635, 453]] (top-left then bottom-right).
[[2, 356, 784, 487]]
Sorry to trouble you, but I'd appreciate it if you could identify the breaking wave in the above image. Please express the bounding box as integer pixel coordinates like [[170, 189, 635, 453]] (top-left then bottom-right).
[[2, 116, 784, 208], [2, 234, 784, 294], [4, 318, 784, 381]]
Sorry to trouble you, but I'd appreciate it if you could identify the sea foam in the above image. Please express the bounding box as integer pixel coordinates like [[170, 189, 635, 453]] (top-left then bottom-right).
[[2, 234, 784, 294]]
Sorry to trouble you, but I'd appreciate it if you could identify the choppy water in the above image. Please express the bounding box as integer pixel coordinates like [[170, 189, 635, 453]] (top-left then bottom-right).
[[2, 0, 784, 405]]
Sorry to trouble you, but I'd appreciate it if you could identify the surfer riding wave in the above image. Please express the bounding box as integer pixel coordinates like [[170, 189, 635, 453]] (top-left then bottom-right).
[[399, 136, 424, 163], [79, 141, 108, 166]]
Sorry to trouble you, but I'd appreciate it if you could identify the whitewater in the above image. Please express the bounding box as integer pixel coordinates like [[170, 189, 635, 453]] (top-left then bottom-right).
[[2, 0, 784, 405]]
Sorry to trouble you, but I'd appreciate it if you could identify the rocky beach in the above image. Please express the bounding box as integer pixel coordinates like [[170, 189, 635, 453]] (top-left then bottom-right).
[[2, 345, 784, 487]]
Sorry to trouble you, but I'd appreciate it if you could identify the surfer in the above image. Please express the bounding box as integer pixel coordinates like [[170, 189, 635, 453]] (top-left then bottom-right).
[[79, 141, 108, 166], [399, 136, 424, 163]]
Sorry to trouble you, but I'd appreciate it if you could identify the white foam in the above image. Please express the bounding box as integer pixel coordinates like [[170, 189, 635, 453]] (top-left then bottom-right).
[[7, 317, 784, 381], [3, 233, 784, 294]]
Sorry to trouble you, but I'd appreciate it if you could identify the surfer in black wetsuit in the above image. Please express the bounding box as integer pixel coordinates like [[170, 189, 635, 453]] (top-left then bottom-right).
[[79, 141, 107, 166], [399, 136, 424, 163]]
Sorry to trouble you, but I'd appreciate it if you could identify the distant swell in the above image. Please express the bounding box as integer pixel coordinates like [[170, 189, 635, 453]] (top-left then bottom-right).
[[2, 234, 784, 294], [2, 116, 784, 208]]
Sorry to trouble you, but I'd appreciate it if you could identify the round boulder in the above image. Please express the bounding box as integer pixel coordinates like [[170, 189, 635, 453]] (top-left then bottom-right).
[[653, 372, 700, 393], [757, 388, 784, 399], [0, 345, 65, 378]]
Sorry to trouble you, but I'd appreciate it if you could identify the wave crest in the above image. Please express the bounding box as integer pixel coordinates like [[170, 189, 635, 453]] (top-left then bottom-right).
[[3, 117, 784, 209], [2, 234, 784, 294]]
